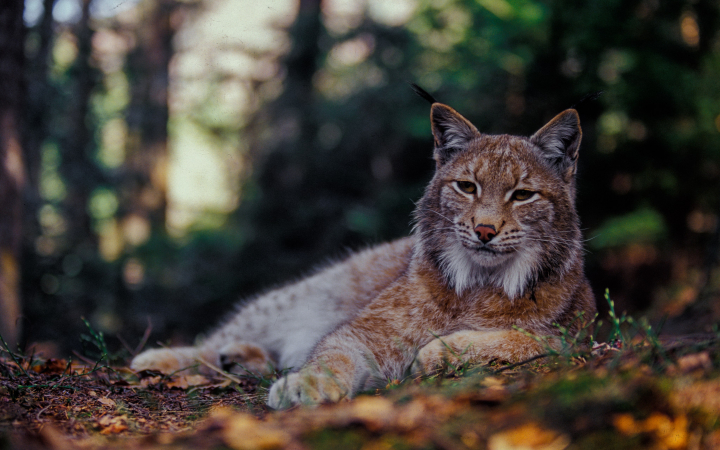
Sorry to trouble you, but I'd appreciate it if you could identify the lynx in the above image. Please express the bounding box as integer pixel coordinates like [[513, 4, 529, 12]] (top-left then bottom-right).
[[131, 93, 596, 409]]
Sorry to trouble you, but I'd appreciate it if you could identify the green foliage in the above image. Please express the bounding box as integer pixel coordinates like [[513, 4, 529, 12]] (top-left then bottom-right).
[[590, 208, 667, 249]]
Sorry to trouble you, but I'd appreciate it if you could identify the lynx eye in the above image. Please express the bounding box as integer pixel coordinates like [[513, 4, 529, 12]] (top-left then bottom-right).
[[455, 181, 477, 194], [511, 189, 535, 201]]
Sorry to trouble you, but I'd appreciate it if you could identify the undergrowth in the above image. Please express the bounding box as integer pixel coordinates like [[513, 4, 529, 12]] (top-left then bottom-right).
[[2, 290, 720, 450]]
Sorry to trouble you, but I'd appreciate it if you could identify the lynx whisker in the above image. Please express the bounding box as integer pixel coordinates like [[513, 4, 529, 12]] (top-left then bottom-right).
[[415, 207, 455, 224]]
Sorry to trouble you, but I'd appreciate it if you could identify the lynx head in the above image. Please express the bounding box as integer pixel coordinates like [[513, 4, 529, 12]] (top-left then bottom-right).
[[414, 102, 584, 299]]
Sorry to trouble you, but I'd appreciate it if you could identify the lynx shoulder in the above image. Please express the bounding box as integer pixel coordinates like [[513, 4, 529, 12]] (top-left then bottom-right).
[[131, 96, 596, 409]]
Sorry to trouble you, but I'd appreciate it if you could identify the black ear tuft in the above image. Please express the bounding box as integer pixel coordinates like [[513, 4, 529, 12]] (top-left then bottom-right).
[[571, 91, 604, 110], [410, 83, 438, 104]]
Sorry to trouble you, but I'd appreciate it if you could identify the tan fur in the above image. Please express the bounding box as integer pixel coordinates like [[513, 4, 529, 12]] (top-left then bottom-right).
[[131, 100, 596, 410], [413, 329, 551, 374]]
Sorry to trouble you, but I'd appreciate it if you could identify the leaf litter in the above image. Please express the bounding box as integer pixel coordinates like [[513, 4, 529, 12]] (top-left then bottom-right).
[[3, 331, 720, 449]]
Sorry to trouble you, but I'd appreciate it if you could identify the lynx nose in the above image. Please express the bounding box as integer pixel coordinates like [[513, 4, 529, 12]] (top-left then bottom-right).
[[474, 224, 497, 244]]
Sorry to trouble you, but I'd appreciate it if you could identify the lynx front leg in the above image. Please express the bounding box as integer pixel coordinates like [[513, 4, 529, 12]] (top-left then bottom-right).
[[267, 361, 352, 409], [267, 331, 374, 409], [412, 329, 551, 375]]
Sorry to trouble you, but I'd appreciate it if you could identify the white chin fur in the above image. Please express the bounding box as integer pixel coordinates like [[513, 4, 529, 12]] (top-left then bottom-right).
[[438, 241, 538, 299]]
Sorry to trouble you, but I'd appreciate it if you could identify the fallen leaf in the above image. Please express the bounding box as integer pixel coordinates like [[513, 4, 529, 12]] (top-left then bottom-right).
[[210, 408, 291, 450], [643, 413, 688, 450], [613, 412, 688, 449], [166, 374, 210, 389], [98, 415, 128, 435], [348, 396, 395, 430], [97, 397, 116, 408], [676, 352, 712, 373], [32, 358, 69, 374], [394, 399, 427, 430], [487, 422, 570, 450], [456, 386, 510, 404], [482, 376, 505, 387], [613, 413, 638, 435], [671, 379, 720, 414], [139, 376, 163, 388]]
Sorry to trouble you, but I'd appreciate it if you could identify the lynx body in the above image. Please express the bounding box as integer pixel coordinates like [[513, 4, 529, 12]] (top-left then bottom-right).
[[131, 99, 596, 409]]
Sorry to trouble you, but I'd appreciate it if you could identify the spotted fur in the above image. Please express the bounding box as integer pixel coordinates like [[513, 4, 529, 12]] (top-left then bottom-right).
[[131, 101, 596, 410]]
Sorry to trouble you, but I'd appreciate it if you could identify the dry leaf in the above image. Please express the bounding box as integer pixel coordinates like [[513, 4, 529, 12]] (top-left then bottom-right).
[[613, 413, 638, 435], [32, 358, 69, 374], [98, 397, 116, 408], [481, 376, 505, 387], [676, 352, 712, 373], [98, 415, 129, 435], [166, 374, 210, 389], [348, 396, 395, 430], [487, 422, 570, 450], [212, 408, 291, 450], [613, 412, 688, 449], [394, 399, 427, 430], [672, 379, 720, 414], [139, 376, 163, 388]]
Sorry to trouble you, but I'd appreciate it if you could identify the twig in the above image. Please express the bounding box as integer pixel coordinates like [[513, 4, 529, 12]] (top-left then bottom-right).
[[197, 357, 245, 385], [491, 353, 550, 374], [134, 318, 153, 356], [116, 333, 135, 356], [72, 350, 96, 366], [36, 405, 51, 422]]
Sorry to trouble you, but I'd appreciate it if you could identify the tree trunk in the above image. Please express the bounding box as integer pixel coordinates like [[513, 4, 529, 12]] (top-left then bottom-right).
[[125, 0, 177, 229], [0, 2, 26, 349], [63, 0, 100, 247]]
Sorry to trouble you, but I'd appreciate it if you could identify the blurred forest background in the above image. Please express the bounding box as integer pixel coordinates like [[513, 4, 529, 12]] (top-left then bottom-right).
[[1, 0, 720, 357]]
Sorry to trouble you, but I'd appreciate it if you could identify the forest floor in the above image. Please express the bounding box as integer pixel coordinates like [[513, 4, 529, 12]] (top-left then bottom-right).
[[3, 307, 720, 449]]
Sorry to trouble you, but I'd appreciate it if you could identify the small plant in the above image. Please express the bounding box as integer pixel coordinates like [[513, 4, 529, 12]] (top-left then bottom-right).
[[0, 332, 31, 378], [605, 288, 627, 346], [420, 331, 476, 378], [80, 317, 110, 367]]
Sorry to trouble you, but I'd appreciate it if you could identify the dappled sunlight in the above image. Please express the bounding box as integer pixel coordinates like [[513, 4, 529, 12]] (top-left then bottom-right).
[[476, 0, 514, 20], [166, 0, 295, 233], [167, 118, 242, 233], [97, 218, 124, 262], [367, 0, 416, 26], [681, 11, 700, 48], [98, 117, 128, 169]]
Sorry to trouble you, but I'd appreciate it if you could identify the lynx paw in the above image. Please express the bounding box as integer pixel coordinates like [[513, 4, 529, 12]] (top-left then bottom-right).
[[267, 369, 349, 409], [130, 347, 203, 375], [412, 337, 468, 375], [412, 329, 548, 375], [218, 342, 274, 376]]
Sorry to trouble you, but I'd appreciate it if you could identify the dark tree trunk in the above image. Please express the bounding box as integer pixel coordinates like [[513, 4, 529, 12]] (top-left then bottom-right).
[[25, 0, 57, 190], [62, 0, 100, 246], [0, 1, 27, 349], [124, 0, 177, 228]]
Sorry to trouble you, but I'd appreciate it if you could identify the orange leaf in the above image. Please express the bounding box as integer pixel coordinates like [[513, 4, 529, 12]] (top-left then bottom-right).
[[488, 422, 570, 450]]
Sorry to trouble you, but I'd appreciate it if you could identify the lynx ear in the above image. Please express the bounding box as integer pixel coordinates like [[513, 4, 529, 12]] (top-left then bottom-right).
[[530, 109, 582, 182], [431, 103, 480, 167]]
